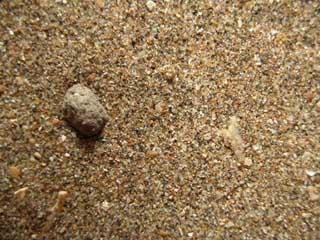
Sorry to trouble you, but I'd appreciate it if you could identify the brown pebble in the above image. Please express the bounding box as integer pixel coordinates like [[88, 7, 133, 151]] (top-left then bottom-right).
[[51, 118, 60, 126], [164, 71, 175, 84], [0, 84, 5, 95], [95, 0, 104, 9], [34, 152, 42, 160], [147, 150, 159, 159], [8, 166, 20, 179], [312, 175, 320, 184], [305, 91, 315, 103]]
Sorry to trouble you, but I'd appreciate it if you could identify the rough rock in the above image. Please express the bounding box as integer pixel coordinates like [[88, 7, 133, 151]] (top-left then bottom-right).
[[63, 84, 107, 137], [146, 0, 156, 11]]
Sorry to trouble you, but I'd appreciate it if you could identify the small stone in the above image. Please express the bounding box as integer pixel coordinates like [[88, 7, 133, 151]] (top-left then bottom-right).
[[14, 187, 28, 201], [203, 132, 212, 141], [59, 135, 66, 142], [0, 84, 5, 95], [155, 102, 164, 113], [314, 64, 320, 71], [254, 54, 262, 66], [301, 151, 312, 161], [146, 0, 156, 11], [305, 91, 315, 103], [312, 175, 320, 184], [37, 0, 49, 8], [147, 150, 159, 159], [52, 117, 60, 126], [8, 166, 20, 179], [253, 144, 262, 152], [225, 221, 235, 229], [276, 215, 284, 223], [101, 201, 111, 211], [162, 67, 176, 84], [306, 186, 320, 201], [15, 76, 29, 86], [306, 170, 317, 177], [95, 0, 104, 9], [31, 234, 38, 240], [58, 226, 67, 234], [63, 84, 107, 137], [51, 191, 68, 213], [56, 0, 67, 4], [301, 212, 312, 218], [34, 152, 42, 160], [187, 232, 193, 237], [313, 207, 320, 215], [215, 190, 224, 200], [243, 158, 253, 167]]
